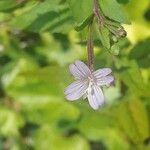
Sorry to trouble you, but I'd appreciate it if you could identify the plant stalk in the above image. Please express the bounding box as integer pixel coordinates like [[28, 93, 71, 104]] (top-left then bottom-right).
[[93, 0, 105, 25], [87, 24, 94, 72]]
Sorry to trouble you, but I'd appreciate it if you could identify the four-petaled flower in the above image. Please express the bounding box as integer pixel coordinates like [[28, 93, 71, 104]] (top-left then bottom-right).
[[64, 60, 114, 110]]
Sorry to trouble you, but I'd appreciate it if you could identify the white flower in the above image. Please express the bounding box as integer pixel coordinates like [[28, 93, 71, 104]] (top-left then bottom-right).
[[64, 60, 114, 110]]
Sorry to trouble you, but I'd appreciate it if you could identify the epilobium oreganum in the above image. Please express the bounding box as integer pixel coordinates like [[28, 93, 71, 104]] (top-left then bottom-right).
[[64, 60, 114, 110]]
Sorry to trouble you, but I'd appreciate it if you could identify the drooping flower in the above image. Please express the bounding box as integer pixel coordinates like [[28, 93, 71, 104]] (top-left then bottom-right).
[[64, 60, 114, 110]]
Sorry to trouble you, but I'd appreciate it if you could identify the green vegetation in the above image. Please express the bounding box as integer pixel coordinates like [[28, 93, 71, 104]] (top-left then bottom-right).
[[0, 0, 149, 149]]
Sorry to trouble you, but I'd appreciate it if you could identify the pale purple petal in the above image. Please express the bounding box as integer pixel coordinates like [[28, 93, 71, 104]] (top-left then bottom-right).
[[87, 85, 104, 110], [74, 60, 91, 77], [64, 80, 88, 101], [93, 68, 112, 78], [97, 75, 114, 86], [69, 64, 85, 79]]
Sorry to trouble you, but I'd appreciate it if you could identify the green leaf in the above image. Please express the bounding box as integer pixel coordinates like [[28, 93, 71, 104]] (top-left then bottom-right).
[[77, 107, 116, 140], [115, 98, 149, 143], [11, 0, 73, 33], [128, 99, 149, 142], [117, 0, 129, 4], [110, 44, 120, 55], [3, 59, 81, 125], [74, 14, 94, 32], [6, 66, 64, 102], [22, 101, 80, 125], [67, 0, 92, 25], [99, 0, 130, 24], [129, 38, 150, 68], [0, 107, 24, 137], [97, 25, 110, 49], [0, 0, 21, 11], [76, 107, 130, 150], [118, 60, 147, 96], [34, 125, 90, 150]]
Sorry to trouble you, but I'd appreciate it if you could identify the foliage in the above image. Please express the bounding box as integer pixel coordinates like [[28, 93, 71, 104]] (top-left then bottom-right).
[[0, 0, 150, 150]]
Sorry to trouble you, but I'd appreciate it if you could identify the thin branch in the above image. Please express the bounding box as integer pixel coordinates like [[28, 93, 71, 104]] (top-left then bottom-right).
[[87, 24, 94, 72], [87, 0, 106, 71], [93, 0, 105, 25]]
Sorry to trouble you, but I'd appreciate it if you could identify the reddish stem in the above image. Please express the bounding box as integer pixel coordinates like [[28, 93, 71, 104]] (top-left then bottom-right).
[[87, 24, 94, 72], [93, 0, 105, 25]]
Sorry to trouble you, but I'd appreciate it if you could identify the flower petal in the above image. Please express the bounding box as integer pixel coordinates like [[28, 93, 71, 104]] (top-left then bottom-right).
[[93, 68, 112, 78], [74, 60, 91, 77], [87, 85, 104, 110], [64, 80, 88, 101], [69, 64, 85, 79], [97, 75, 114, 86]]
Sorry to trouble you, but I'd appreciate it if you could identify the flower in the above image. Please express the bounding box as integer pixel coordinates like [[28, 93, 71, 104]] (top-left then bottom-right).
[[64, 60, 114, 110]]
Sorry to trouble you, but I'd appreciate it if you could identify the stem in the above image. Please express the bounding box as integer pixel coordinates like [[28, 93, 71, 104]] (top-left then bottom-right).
[[87, 0, 104, 71], [87, 24, 94, 72], [93, 0, 105, 25]]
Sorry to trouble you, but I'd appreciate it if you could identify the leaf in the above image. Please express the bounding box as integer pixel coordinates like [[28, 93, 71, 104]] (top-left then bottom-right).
[[67, 0, 92, 25], [118, 60, 147, 96], [0, 107, 24, 137], [117, 0, 129, 4], [99, 0, 130, 24], [124, 0, 149, 20], [22, 101, 80, 125], [6, 67, 64, 102], [95, 129, 130, 150], [129, 38, 150, 68], [34, 125, 90, 150], [128, 99, 149, 142], [110, 44, 120, 55], [11, 0, 73, 33], [98, 25, 110, 49], [74, 14, 94, 32], [3, 58, 67, 101], [76, 106, 130, 150], [77, 107, 116, 140], [0, 0, 21, 11], [115, 98, 149, 143], [3, 58, 81, 124]]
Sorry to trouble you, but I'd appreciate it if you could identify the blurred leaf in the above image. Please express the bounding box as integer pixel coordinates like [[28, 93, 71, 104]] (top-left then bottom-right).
[[110, 43, 120, 55], [114, 98, 149, 143], [0, 107, 24, 137], [77, 106, 130, 150], [22, 101, 80, 125], [129, 38, 150, 68], [34, 125, 90, 150], [124, 0, 149, 20], [3, 58, 81, 125], [0, 0, 149, 149], [0, 0, 21, 11], [118, 60, 149, 96], [95, 129, 130, 150], [1, 58, 39, 88], [117, 0, 129, 4], [67, 0, 92, 25], [11, 0, 73, 33], [128, 99, 149, 142], [104, 86, 121, 103], [123, 0, 150, 42], [77, 107, 116, 140], [5, 60, 67, 101], [99, 0, 130, 24]]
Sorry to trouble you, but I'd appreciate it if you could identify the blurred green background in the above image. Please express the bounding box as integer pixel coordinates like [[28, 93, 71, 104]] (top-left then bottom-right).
[[0, 0, 150, 150]]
